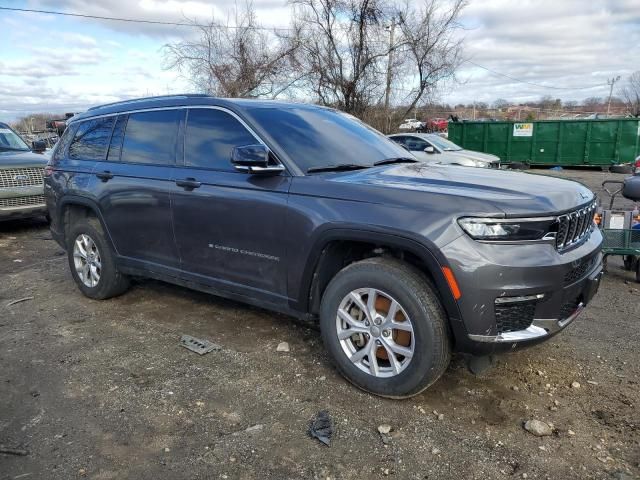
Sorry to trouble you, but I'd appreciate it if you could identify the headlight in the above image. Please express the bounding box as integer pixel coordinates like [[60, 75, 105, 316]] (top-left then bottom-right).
[[458, 217, 557, 241]]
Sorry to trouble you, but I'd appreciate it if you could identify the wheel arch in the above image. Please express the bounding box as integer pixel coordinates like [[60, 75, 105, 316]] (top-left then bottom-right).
[[298, 227, 462, 325], [56, 195, 117, 252]]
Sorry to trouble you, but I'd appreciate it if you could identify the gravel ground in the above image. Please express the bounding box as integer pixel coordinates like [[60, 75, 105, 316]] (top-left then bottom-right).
[[1, 168, 639, 480]]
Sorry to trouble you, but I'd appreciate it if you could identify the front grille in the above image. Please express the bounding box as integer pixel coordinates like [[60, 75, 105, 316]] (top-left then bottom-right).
[[555, 202, 596, 251], [0, 194, 46, 208], [0, 167, 44, 188], [564, 255, 597, 285], [495, 300, 537, 333]]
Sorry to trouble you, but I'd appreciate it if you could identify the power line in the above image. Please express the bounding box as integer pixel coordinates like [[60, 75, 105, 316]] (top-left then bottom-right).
[[464, 60, 607, 91], [0, 5, 294, 31]]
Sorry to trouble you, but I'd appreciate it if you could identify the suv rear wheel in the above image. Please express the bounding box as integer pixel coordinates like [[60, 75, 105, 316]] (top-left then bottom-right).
[[319, 257, 451, 398], [67, 217, 130, 299]]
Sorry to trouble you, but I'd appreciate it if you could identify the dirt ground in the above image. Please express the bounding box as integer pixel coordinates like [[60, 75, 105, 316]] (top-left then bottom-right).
[[1, 168, 639, 480]]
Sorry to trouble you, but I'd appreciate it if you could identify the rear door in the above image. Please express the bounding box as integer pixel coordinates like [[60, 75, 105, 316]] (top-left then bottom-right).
[[171, 107, 291, 303], [94, 109, 182, 271]]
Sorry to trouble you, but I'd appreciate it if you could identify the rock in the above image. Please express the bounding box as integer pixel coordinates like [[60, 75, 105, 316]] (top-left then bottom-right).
[[378, 424, 392, 435], [587, 380, 598, 385], [568, 430, 576, 436], [245, 424, 264, 433], [79, 469, 86, 476], [523, 419, 553, 437], [276, 342, 290, 352], [437, 414, 444, 421], [383, 468, 390, 475], [512, 386, 520, 392], [431, 447, 441, 455], [571, 381, 581, 389]]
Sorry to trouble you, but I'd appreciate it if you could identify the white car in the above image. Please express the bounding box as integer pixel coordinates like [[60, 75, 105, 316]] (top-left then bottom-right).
[[388, 133, 500, 168], [398, 118, 425, 131]]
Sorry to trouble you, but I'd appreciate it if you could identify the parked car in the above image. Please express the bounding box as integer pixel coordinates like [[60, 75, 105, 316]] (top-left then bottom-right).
[[426, 117, 448, 132], [0, 122, 49, 221], [45, 95, 603, 398], [398, 118, 425, 132], [389, 133, 501, 168]]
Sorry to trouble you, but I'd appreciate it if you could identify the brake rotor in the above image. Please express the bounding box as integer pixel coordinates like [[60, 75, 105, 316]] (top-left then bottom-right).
[[373, 295, 411, 360]]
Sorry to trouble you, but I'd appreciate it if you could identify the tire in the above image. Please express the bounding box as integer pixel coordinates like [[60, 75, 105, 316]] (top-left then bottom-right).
[[66, 216, 130, 299], [636, 260, 640, 283], [611, 164, 633, 174], [510, 161, 530, 170], [623, 255, 636, 272], [319, 257, 451, 398]]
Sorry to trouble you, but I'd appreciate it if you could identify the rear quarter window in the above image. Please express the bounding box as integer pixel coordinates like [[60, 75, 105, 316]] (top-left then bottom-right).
[[68, 117, 115, 161], [52, 123, 78, 161], [120, 110, 182, 165]]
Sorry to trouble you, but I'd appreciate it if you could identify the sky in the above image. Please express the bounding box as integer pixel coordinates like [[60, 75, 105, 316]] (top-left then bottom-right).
[[0, 0, 639, 122]]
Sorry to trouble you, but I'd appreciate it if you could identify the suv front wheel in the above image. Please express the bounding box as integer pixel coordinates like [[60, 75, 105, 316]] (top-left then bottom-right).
[[319, 257, 451, 398], [67, 216, 130, 299]]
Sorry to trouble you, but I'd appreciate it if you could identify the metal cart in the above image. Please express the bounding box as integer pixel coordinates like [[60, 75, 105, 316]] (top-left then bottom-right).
[[599, 180, 640, 282]]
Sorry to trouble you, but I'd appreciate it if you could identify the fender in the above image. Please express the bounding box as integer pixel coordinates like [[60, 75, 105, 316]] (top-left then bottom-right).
[[55, 195, 119, 253], [295, 224, 463, 324]]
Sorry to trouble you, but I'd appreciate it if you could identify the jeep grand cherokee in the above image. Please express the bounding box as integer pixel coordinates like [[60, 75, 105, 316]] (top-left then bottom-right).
[[44, 95, 603, 398]]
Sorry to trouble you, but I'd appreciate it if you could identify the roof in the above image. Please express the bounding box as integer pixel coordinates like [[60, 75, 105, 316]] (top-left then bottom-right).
[[71, 94, 325, 123]]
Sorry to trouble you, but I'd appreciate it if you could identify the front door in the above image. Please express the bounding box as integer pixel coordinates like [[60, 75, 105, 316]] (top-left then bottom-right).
[[171, 107, 290, 304]]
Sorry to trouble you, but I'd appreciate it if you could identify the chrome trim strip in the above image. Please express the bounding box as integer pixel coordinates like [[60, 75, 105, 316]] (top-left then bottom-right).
[[494, 293, 544, 304], [468, 302, 585, 343]]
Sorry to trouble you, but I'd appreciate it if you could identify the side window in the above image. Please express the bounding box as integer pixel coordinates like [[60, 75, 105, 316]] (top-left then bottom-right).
[[120, 110, 181, 165], [185, 108, 257, 171], [405, 137, 428, 152], [68, 117, 114, 161], [390, 136, 408, 146], [52, 123, 78, 161], [107, 115, 127, 162]]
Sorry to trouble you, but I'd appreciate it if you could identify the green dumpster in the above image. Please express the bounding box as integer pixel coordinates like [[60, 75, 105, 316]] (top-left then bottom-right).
[[447, 119, 640, 167]]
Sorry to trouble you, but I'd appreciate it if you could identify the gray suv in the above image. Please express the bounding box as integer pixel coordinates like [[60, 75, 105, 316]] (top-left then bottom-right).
[[45, 95, 603, 398]]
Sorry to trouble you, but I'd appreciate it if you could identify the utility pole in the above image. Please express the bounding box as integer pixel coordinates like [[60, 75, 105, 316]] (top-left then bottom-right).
[[383, 18, 395, 134], [606, 76, 621, 116]]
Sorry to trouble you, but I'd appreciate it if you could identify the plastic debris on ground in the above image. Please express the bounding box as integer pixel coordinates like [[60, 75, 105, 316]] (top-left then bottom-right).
[[308, 410, 334, 446], [180, 335, 222, 355]]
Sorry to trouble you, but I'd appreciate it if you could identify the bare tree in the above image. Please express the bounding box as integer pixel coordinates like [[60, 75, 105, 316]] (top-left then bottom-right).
[[394, 0, 465, 117], [492, 98, 509, 110], [288, 0, 393, 116], [163, 3, 299, 98], [620, 71, 640, 117]]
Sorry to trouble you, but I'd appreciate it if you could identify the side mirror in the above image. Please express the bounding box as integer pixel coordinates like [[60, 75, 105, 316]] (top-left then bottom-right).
[[32, 140, 47, 153], [424, 146, 435, 154], [231, 144, 284, 175], [622, 175, 640, 201]]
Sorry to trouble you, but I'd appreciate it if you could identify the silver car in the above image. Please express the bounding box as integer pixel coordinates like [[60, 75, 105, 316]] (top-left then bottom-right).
[[388, 133, 500, 168]]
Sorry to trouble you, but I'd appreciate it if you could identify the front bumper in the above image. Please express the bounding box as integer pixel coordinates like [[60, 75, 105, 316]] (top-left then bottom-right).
[[441, 227, 603, 355], [0, 185, 47, 221]]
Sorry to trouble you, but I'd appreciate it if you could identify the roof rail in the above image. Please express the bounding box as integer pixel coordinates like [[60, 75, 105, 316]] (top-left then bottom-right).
[[87, 94, 212, 111]]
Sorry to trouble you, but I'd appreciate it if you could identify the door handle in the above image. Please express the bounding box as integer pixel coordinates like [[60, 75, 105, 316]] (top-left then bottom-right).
[[96, 171, 114, 182], [175, 178, 201, 190]]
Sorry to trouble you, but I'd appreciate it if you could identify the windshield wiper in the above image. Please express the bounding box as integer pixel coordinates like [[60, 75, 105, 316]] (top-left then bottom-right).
[[373, 157, 419, 166], [307, 164, 370, 173]]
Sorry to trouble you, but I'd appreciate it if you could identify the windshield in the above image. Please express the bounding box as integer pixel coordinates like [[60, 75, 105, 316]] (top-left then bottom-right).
[[0, 126, 30, 151], [246, 106, 410, 173], [426, 135, 462, 152]]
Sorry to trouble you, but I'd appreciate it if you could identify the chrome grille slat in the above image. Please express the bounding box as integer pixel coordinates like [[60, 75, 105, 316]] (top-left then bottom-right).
[[555, 201, 595, 252], [0, 168, 44, 188], [0, 194, 46, 208]]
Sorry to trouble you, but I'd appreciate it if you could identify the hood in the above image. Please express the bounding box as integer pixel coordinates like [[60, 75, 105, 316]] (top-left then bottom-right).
[[445, 150, 499, 163], [0, 150, 48, 168], [328, 163, 594, 216]]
